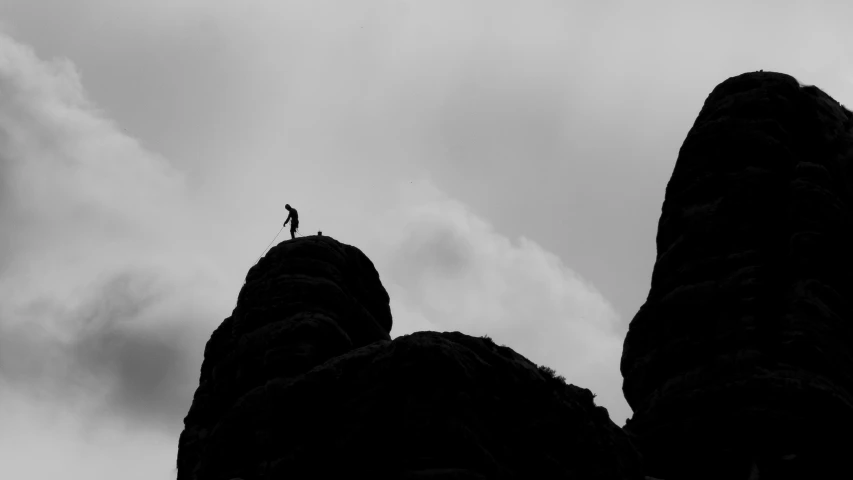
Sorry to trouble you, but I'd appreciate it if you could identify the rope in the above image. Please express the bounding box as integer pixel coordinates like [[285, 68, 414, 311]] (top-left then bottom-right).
[[233, 223, 313, 313], [255, 225, 284, 265]]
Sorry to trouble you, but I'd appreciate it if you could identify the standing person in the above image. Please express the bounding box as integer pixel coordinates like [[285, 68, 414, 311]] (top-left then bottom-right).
[[283, 204, 299, 239]]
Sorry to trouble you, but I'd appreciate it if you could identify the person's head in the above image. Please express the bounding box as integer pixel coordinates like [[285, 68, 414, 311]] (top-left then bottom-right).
[[285, 204, 291, 211]]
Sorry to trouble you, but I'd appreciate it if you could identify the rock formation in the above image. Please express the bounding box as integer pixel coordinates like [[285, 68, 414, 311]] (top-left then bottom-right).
[[178, 236, 393, 479], [621, 71, 853, 479], [177, 235, 643, 480], [178, 70, 853, 480]]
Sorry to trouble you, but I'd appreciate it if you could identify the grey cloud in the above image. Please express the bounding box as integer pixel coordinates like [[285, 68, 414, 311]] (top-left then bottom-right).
[[0, 270, 205, 434], [392, 219, 474, 286], [0, 31, 219, 438], [371, 181, 631, 424]]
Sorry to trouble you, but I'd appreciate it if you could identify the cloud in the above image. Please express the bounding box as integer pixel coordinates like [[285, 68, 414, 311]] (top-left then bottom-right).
[[371, 179, 631, 424], [0, 12, 633, 469], [0, 388, 180, 480], [0, 30, 227, 437], [0, 269, 213, 432]]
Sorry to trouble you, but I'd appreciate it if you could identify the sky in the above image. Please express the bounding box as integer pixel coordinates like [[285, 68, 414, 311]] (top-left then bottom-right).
[[0, 1, 852, 479]]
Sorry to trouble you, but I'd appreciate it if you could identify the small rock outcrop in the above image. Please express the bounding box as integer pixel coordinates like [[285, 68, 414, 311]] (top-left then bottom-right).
[[178, 235, 643, 480], [621, 71, 853, 479]]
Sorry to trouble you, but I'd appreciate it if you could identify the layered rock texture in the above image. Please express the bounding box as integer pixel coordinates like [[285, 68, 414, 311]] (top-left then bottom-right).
[[178, 236, 643, 480], [621, 71, 853, 479]]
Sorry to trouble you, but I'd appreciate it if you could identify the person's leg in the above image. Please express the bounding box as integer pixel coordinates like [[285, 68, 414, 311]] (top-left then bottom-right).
[[290, 227, 296, 239]]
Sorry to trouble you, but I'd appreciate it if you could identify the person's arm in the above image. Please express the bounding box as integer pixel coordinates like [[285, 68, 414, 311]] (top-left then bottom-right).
[[283, 211, 291, 226]]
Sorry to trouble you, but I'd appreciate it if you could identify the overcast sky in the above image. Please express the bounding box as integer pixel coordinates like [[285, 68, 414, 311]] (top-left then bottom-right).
[[1, 1, 852, 479]]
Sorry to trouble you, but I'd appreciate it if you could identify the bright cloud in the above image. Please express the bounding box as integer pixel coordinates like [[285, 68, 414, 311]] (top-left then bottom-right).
[[371, 179, 630, 424], [0, 31, 228, 480]]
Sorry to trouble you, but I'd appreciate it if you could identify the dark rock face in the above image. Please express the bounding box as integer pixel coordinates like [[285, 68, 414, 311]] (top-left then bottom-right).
[[178, 236, 393, 479], [191, 332, 642, 480], [178, 71, 853, 480], [621, 71, 853, 479], [178, 235, 643, 480]]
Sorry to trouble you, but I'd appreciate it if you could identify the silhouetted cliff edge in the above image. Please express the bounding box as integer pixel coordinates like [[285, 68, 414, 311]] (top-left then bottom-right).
[[621, 71, 853, 479], [178, 235, 643, 480]]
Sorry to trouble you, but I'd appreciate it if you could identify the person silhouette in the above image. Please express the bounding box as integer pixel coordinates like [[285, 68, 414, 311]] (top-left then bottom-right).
[[283, 204, 299, 239]]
